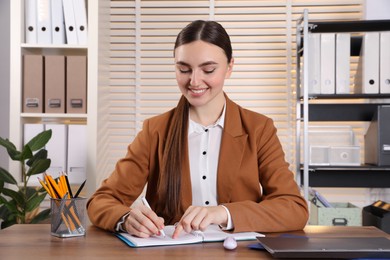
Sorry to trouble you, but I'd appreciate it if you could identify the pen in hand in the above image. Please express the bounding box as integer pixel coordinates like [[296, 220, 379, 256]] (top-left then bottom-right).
[[141, 196, 166, 238]]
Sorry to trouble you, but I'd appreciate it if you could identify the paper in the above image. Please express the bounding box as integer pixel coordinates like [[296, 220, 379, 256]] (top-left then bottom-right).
[[116, 225, 263, 248]]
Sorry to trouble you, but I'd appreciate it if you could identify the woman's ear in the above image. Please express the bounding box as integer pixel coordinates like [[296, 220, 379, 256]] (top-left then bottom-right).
[[225, 57, 234, 79]]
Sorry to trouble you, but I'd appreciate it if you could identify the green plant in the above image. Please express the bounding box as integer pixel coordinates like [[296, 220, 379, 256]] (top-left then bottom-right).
[[0, 129, 52, 228]]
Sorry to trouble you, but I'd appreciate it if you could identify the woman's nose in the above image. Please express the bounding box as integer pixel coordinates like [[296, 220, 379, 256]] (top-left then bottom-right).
[[190, 70, 201, 86]]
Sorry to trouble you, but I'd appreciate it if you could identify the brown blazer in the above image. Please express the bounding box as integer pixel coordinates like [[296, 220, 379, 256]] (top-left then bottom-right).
[[87, 95, 308, 232]]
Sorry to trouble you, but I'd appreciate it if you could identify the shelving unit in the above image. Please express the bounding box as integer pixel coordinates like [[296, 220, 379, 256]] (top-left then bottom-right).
[[296, 10, 390, 200], [8, 0, 110, 195]]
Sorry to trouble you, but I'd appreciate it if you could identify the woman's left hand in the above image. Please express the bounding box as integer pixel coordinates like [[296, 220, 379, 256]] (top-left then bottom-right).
[[172, 205, 228, 239]]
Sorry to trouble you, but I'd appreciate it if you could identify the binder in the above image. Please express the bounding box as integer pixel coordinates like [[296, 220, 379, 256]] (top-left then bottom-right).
[[25, 0, 38, 44], [23, 55, 44, 113], [44, 55, 65, 113], [36, 0, 52, 44], [67, 124, 87, 184], [50, 0, 66, 44], [336, 33, 351, 94], [355, 32, 380, 94], [72, 0, 88, 45], [66, 55, 87, 114], [45, 124, 67, 179], [62, 0, 78, 44], [380, 32, 390, 94], [320, 33, 336, 94], [308, 33, 321, 95], [24, 124, 45, 185]]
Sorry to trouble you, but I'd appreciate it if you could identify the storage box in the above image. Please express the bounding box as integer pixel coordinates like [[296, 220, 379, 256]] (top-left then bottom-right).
[[309, 202, 362, 226], [363, 200, 390, 233], [309, 145, 361, 166]]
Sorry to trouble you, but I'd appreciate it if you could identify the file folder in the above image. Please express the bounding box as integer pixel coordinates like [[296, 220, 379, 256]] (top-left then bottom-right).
[[36, 0, 52, 44], [67, 124, 87, 184], [72, 0, 88, 45], [45, 124, 67, 179], [44, 55, 65, 113], [355, 32, 380, 94], [25, 0, 38, 44], [50, 0, 66, 44], [308, 33, 321, 95], [320, 33, 336, 94], [380, 32, 390, 94], [23, 55, 44, 113], [66, 55, 87, 114], [62, 0, 78, 44], [24, 124, 45, 185], [336, 33, 351, 94]]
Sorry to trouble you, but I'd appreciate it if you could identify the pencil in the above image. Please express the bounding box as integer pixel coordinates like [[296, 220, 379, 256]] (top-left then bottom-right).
[[63, 172, 74, 198], [74, 180, 86, 198]]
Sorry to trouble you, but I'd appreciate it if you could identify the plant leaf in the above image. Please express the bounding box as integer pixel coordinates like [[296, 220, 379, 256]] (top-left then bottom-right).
[[26, 193, 47, 212], [0, 137, 20, 159], [1, 188, 25, 207], [30, 208, 50, 224], [26, 129, 52, 152], [20, 144, 33, 162], [0, 167, 18, 185], [26, 149, 48, 167], [27, 158, 51, 176]]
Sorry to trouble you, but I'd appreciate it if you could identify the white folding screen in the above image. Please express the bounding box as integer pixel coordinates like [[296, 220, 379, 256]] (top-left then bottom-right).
[[99, 0, 363, 185]]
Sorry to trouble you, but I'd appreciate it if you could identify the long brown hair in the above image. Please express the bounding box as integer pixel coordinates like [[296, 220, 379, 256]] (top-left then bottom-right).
[[157, 20, 233, 223]]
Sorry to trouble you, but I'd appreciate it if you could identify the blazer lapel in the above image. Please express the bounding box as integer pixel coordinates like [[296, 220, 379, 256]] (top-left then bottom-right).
[[217, 97, 248, 203]]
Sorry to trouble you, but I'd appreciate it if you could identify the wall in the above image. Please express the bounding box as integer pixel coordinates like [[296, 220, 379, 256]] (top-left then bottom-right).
[[0, 0, 10, 170]]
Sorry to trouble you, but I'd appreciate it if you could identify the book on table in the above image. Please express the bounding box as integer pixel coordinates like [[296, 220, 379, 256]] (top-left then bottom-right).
[[116, 224, 263, 248]]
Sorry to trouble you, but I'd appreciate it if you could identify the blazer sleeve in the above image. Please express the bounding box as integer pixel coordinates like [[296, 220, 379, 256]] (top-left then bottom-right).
[[86, 119, 153, 231], [223, 118, 309, 233]]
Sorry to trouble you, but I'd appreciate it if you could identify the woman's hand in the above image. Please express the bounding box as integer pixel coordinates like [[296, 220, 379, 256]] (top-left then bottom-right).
[[172, 205, 228, 239], [122, 206, 165, 238]]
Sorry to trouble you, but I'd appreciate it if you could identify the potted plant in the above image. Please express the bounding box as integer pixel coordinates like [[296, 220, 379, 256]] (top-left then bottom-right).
[[0, 129, 52, 228]]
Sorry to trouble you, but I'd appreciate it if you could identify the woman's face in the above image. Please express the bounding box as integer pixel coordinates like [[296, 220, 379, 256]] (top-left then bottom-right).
[[174, 40, 233, 109]]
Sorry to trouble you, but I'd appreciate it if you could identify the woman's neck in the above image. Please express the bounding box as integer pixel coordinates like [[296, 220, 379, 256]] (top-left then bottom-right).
[[189, 95, 226, 126]]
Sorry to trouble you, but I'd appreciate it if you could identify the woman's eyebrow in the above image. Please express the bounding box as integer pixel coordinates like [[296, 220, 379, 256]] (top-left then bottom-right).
[[175, 61, 218, 67]]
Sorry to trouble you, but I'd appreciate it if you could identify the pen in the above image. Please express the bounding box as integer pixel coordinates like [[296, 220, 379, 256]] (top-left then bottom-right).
[[141, 196, 166, 237]]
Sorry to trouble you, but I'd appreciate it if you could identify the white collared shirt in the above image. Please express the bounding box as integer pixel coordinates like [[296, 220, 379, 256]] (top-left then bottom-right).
[[188, 104, 233, 230]]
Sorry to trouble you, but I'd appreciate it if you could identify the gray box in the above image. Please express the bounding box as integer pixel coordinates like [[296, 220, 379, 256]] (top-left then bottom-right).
[[309, 202, 362, 226], [365, 105, 390, 166]]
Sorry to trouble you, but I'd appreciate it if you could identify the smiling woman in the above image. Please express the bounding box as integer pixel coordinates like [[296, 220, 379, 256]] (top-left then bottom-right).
[[87, 20, 308, 239]]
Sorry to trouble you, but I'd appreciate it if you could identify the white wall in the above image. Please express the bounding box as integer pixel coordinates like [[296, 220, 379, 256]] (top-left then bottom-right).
[[0, 0, 10, 171], [364, 0, 390, 19]]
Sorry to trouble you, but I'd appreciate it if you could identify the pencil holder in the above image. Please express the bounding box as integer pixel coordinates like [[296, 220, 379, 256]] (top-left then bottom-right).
[[50, 197, 86, 238]]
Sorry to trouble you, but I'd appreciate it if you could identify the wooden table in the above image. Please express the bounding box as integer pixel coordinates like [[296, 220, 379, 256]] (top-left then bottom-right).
[[0, 224, 389, 259]]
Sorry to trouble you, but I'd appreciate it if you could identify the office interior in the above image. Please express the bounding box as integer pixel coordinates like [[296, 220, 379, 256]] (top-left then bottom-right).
[[0, 0, 389, 228]]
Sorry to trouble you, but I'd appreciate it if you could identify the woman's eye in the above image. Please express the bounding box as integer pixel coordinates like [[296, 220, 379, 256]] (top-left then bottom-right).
[[179, 68, 191, 73], [204, 68, 216, 74]]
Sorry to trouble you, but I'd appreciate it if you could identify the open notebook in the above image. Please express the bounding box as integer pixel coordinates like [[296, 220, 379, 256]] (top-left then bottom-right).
[[116, 225, 263, 248]]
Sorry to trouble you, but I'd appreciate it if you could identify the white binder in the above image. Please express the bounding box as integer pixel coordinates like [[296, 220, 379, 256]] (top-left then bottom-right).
[[320, 33, 336, 94], [25, 0, 38, 44], [50, 0, 66, 44], [36, 0, 52, 44], [45, 124, 67, 179], [72, 0, 88, 45], [67, 124, 86, 184], [62, 0, 78, 44], [308, 33, 321, 94], [380, 31, 390, 94], [336, 33, 351, 94], [355, 32, 380, 94], [24, 124, 45, 185]]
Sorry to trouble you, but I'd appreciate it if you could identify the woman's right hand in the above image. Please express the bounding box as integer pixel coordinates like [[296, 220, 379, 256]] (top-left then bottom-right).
[[122, 205, 165, 238]]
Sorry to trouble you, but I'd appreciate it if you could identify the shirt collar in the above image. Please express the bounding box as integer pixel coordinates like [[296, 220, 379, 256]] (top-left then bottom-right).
[[188, 103, 226, 135]]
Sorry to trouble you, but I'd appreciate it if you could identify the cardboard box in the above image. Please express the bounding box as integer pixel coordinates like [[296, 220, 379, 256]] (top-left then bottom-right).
[[310, 202, 362, 226]]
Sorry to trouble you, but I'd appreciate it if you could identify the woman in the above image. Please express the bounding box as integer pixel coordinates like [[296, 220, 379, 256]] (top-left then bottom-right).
[[87, 20, 308, 238]]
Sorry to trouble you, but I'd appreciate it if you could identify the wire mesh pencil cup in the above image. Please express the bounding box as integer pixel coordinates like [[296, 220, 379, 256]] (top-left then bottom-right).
[[50, 197, 86, 237]]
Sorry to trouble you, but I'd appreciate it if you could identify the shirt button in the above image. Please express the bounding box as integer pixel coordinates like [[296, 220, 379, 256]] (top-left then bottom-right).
[[202, 175, 207, 180], [202, 151, 207, 155], [205, 201, 209, 205], [205, 129, 208, 132]]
